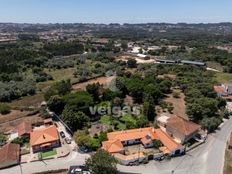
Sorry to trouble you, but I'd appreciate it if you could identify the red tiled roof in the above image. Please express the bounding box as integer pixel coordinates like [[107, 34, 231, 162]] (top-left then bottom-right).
[[155, 129, 183, 152], [14, 122, 32, 136], [0, 143, 20, 164], [167, 116, 201, 136], [214, 85, 226, 93], [107, 127, 158, 142], [30, 126, 59, 146], [141, 136, 152, 145], [43, 118, 53, 124], [102, 139, 124, 153], [113, 152, 145, 161]]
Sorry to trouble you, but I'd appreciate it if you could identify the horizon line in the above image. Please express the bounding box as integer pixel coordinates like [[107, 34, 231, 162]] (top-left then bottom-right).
[[1, 21, 232, 25]]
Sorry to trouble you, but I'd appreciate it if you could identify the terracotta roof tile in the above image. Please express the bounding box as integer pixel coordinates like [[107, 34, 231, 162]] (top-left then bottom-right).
[[102, 139, 124, 153], [107, 127, 158, 142], [113, 152, 145, 161], [167, 116, 201, 136], [214, 85, 226, 93], [14, 121, 32, 136], [0, 143, 20, 164], [155, 128, 183, 152], [30, 126, 59, 146]]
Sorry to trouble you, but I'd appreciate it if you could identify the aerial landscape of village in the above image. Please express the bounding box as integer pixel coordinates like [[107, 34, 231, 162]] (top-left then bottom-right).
[[1, 1, 232, 174]]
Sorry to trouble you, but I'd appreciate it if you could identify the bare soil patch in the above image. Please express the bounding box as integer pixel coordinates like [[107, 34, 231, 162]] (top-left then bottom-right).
[[9, 93, 44, 109], [0, 110, 32, 124], [72, 76, 116, 91], [0, 113, 43, 133], [164, 89, 188, 119]]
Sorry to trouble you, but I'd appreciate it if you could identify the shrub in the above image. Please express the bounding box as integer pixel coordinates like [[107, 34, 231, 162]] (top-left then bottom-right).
[[172, 91, 180, 98], [0, 104, 11, 115]]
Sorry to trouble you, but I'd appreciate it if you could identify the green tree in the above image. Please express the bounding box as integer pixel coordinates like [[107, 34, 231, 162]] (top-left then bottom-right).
[[143, 98, 156, 121], [85, 149, 117, 174], [98, 132, 107, 143], [44, 80, 72, 101], [86, 83, 101, 102], [0, 104, 10, 115], [0, 133, 6, 144], [61, 107, 90, 130], [121, 41, 128, 51], [74, 130, 100, 150], [172, 91, 180, 98], [200, 117, 222, 133], [47, 95, 65, 115], [63, 91, 94, 113]]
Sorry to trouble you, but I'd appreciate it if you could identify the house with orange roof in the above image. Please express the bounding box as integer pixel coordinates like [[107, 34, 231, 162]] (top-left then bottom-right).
[[157, 115, 202, 144], [113, 152, 146, 165], [9, 121, 32, 140], [166, 116, 201, 144], [0, 143, 20, 169], [106, 127, 158, 148], [30, 125, 60, 153], [102, 127, 185, 165], [214, 84, 232, 99], [155, 128, 185, 156]]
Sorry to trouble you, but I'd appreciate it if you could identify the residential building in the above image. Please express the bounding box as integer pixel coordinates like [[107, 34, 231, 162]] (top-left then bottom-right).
[[166, 116, 201, 144], [9, 121, 32, 140], [155, 129, 185, 156], [214, 84, 232, 99], [0, 143, 20, 169], [102, 127, 185, 165], [30, 126, 60, 153], [104, 127, 158, 148], [113, 152, 146, 165]]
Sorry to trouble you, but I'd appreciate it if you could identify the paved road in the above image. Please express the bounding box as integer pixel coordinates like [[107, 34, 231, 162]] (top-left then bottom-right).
[[1, 118, 232, 174]]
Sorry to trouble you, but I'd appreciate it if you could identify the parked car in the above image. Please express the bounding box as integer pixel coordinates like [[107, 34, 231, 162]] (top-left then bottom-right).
[[59, 131, 66, 138], [79, 146, 91, 153], [65, 137, 71, 144]]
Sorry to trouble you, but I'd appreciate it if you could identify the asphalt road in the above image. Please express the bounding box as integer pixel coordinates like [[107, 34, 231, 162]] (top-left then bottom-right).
[[1, 118, 232, 174]]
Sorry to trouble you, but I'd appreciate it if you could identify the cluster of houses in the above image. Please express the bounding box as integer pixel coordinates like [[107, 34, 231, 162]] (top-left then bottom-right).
[[102, 115, 204, 165], [0, 118, 62, 169]]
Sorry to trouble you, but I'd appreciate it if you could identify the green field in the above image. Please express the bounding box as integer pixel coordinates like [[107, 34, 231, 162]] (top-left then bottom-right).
[[37, 68, 78, 91], [39, 149, 57, 159], [214, 72, 232, 84]]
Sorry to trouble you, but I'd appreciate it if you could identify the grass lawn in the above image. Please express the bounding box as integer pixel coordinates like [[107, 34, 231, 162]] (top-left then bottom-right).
[[37, 68, 78, 91], [214, 72, 232, 84], [39, 149, 57, 159], [99, 115, 112, 125], [116, 121, 127, 130], [119, 114, 137, 125], [224, 149, 232, 174]]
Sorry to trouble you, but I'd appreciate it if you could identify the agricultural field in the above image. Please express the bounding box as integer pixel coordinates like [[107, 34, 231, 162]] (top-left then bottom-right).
[[214, 72, 232, 84]]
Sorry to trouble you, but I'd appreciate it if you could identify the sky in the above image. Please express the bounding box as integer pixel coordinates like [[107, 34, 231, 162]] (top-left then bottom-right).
[[0, 0, 232, 24]]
